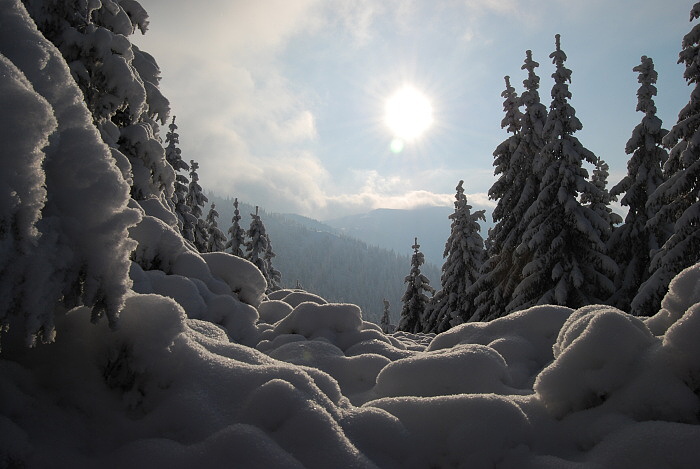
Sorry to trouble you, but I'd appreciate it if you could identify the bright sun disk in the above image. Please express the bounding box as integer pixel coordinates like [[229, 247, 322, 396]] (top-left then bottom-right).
[[385, 86, 434, 142]]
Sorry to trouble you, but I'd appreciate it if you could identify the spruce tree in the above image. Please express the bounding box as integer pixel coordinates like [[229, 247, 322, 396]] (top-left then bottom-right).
[[474, 51, 548, 321], [397, 238, 435, 334], [226, 198, 246, 257], [263, 236, 282, 293], [205, 204, 227, 252], [508, 35, 616, 311], [381, 299, 392, 334], [634, 6, 700, 315], [164, 116, 196, 241], [423, 181, 485, 332], [24, 0, 174, 202], [246, 206, 280, 293], [186, 160, 209, 252], [473, 75, 522, 321], [609, 56, 669, 312], [582, 158, 622, 243]]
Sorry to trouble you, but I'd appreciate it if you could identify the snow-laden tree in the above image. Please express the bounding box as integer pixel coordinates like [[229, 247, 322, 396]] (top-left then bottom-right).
[[508, 35, 616, 312], [263, 236, 281, 293], [397, 238, 435, 334], [474, 51, 548, 321], [0, 1, 140, 348], [205, 204, 227, 253], [423, 181, 485, 332], [380, 299, 392, 333], [246, 206, 280, 293], [226, 198, 246, 257], [22, 0, 175, 205], [608, 56, 669, 312], [164, 116, 195, 241], [470, 76, 521, 315], [186, 160, 209, 252], [634, 6, 700, 315], [581, 158, 622, 243]]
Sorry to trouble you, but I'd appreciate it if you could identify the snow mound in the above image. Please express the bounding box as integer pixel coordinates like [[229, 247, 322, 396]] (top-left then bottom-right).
[[374, 344, 516, 398], [259, 302, 364, 351], [429, 305, 572, 387], [257, 299, 293, 324], [365, 394, 531, 468], [202, 252, 267, 308], [646, 262, 700, 335], [275, 290, 328, 308], [535, 306, 657, 418]]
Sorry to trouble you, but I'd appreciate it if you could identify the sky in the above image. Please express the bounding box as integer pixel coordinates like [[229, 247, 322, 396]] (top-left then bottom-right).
[[132, 0, 692, 220]]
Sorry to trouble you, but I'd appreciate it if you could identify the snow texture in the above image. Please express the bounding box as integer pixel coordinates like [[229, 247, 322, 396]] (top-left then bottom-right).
[[2, 1, 700, 468], [3, 263, 700, 467], [0, 0, 140, 346]]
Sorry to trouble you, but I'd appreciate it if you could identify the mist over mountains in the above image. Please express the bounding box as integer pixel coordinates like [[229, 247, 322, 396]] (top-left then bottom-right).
[[208, 194, 442, 323], [324, 205, 495, 267]]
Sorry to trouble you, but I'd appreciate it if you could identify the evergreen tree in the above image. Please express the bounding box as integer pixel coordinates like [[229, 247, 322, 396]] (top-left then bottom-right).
[[164, 116, 196, 241], [634, 6, 700, 315], [226, 198, 246, 257], [186, 160, 209, 252], [508, 35, 616, 312], [423, 181, 485, 332], [380, 299, 392, 334], [246, 206, 280, 293], [609, 56, 669, 312], [23, 0, 175, 202], [473, 75, 522, 321], [264, 240, 282, 293], [0, 6, 141, 347], [582, 158, 622, 243], [474, 51, 548, 321], [397, 238, 435, 333], [205, 204, 227, 252]]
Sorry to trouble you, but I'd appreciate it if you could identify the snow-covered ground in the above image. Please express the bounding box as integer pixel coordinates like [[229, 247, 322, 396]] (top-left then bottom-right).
[[2, 1, 700, 467], [2, 260, 700, 468]]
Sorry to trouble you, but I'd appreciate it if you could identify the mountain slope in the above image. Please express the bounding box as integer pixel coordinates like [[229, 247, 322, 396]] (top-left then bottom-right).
[[207, 194, 441, 323], [325, 206, 495, 267]]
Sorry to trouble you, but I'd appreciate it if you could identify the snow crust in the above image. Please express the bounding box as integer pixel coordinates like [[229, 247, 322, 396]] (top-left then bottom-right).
[[3, 263, 700, 468]]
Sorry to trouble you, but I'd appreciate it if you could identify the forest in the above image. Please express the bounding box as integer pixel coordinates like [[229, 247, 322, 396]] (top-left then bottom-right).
[[1, 0, 699, 467]]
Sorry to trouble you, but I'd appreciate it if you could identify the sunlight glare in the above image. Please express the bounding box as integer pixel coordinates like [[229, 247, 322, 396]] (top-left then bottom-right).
[[384, 86, 434, 142]]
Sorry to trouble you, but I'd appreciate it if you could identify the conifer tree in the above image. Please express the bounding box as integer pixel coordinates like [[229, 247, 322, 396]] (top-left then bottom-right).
[[381, 299, 392, 333], [226, 198, 246, 257], [609, 56, 669, 312], [473, 75, 522, 321], [186, 160, 209, 252], [263, 233, 282, 293], [0, 6, 141, 346], [205, 204, 227, 252], [582, 158, 622, 243], [508, 35, 616, 311], [246, 206, 280, 293], [634, 6, 700, 315], [164, 116, 196, 241], [423, 181, 485, 332], [24, 0, 174, 202], [397, 238, 435, 333], [474, 51, 548, 321]]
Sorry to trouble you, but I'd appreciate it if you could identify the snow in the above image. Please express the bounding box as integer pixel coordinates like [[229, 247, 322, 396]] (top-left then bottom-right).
[[3, 264, 700, 467], [2, 0, 700, 467]]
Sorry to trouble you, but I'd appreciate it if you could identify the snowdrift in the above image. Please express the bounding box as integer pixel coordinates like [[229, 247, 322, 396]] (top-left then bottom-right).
[[2, 263, 700, 468], [2, 0, 700, 467]]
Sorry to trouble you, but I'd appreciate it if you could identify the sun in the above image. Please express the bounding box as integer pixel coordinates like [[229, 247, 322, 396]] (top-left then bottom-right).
[[384, 86, 434, 143]]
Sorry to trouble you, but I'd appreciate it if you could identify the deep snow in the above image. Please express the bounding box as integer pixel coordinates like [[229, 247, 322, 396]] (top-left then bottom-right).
[[2, 263, 700, 468], [2, 0, 700, 467]]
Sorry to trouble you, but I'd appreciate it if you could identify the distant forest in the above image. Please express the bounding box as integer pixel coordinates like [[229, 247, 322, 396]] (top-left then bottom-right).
[[208, 194, 441, 324]]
